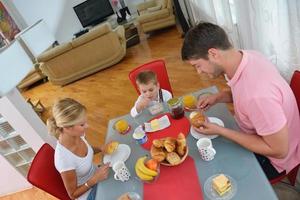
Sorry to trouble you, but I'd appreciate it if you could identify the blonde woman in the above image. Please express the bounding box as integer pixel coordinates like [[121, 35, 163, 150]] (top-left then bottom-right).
[[47, 98, 110, 200]]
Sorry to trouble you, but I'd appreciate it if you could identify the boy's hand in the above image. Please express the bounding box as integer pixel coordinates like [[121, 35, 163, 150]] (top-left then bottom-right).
[[136, 97, 151, 113]]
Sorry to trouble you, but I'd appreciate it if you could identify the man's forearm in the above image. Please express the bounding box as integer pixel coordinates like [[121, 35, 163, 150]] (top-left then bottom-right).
[[216, 89, 233, 103], [219, 128, 284, 158]]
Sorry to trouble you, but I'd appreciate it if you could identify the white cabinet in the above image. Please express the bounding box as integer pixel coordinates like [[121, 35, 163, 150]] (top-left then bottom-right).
[[0, 88, 56, 196], [0, 116, 35, 177]]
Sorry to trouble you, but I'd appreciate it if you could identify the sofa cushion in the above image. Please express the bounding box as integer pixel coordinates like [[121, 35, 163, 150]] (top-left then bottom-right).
[[138, 9, 170, 23], [147, 5, 162, 12], [156, 0, 167, 8], [37, 43, 72, 62], [71, 23, 111, 47]]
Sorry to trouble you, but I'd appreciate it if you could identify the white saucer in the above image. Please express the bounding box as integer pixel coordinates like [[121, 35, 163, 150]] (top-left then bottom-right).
[[103, 144, 131, 167], [190, 117, 224, 140]]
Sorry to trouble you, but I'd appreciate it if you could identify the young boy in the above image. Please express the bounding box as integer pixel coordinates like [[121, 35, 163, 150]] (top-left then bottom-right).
[[130, 70, 172, 117]]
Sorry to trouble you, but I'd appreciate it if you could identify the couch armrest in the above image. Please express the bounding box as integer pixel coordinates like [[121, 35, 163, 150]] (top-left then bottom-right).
[[137, 0, 156, 13], [114, 25, 126, 45]]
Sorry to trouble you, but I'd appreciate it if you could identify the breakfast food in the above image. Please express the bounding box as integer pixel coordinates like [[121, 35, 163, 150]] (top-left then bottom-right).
[[135, 156, 159, 181], [166, 152, 181, 165], [145, 159, 159, 171], [105, 141, 119, 155], [150, 133, 187, 165], [182, 95, 197, 109], [150, 119, 160, 130], [153, 139, 164, 148], [212, 174, 231, 196], [190, 111, 206, 128], [176, 133, 187, 156], [118, 193, 131, 200], [115, 119, 129, 133], [150, 146, 166, 162], [163, 137, 176, 152]]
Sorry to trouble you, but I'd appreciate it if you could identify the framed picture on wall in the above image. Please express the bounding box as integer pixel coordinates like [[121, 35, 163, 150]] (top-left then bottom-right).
[[0, 2, 20, 41]]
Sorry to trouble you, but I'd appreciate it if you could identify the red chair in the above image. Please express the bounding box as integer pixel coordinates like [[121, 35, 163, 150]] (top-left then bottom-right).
[[27, 143, 71, 200], [270, 70, 300, 185], [128, 60, 173, 96]]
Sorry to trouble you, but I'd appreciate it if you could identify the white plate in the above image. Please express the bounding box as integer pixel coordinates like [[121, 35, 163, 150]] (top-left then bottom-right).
[[190, 117, 224, 140], [103, 144, 131, 167], [144, 115, 170, 132], [204, 174, 237, 200]]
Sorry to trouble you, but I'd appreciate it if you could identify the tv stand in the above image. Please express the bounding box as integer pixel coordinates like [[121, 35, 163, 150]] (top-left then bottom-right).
[[74, 29, 89, 38]]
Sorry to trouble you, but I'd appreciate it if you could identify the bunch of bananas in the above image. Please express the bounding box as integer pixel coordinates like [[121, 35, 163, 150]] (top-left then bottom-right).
[[135, 156, 159, 181]]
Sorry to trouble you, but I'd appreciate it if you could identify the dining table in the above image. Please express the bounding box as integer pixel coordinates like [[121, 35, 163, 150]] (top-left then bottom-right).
[[95, 86, 278, 200]]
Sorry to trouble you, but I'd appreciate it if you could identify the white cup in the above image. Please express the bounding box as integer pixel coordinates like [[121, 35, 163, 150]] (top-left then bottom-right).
[[196, 138, 216, 161], [112, 161, 130, 182]]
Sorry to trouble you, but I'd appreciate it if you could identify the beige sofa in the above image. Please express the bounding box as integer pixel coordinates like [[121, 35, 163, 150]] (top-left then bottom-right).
[[37, 23, 126, 86], [18, 63, 46, 89], [136, 0, 175, 33]]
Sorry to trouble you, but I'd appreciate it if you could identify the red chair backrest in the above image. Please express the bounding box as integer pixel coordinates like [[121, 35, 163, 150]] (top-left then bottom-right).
[[290, 70, 300, 112], [129, 60, 173, 96], [27, 143, 71, 200]]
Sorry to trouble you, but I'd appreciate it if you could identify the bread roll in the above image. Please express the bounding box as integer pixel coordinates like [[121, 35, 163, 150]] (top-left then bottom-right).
[[190, 112, 205, 128], [105, 141, 119, 154], [164, 137, 176, 152], [166, 152, 181, 165], [153, 139, 164, 148], [150, 146, 166, 162], [176, 133, 186, 156]]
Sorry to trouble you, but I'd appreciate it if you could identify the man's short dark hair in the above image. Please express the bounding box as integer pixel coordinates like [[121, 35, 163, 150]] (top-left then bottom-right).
[[181, 22, 232, 60]]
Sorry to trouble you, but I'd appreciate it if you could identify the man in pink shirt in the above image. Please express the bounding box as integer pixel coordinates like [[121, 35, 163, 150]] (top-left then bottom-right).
[[181, 22, 300, 180]]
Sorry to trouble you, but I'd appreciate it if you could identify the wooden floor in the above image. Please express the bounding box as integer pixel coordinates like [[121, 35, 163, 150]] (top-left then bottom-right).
[[0, 26, 231, 200]]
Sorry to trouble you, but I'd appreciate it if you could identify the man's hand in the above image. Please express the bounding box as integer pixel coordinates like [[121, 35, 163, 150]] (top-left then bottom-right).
[[197, 94, 219, 111], [193, 121, 224, 135]]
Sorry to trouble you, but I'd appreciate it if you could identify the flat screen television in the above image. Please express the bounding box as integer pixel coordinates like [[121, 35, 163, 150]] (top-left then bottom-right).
[[73, 0, 114, 28]]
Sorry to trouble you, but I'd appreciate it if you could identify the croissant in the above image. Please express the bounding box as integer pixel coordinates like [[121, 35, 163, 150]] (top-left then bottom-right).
[[153, 139, 164, 148], [164, 137, 176, 152], [150, 146, 166, 162], [176, 133, 186, 156]]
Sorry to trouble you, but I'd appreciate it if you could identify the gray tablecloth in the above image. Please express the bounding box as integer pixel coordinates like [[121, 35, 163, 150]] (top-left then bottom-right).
[[95, 86, 278, 200]]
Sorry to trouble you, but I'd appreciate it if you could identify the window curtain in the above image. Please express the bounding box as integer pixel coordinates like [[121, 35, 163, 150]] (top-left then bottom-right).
[[234, 0, 300, 81], [186, 0, 240, 50]]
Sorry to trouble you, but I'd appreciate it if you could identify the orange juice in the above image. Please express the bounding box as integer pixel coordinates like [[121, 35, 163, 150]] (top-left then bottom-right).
[[115, 119, 129, 133], [182, 95, 196, 109]]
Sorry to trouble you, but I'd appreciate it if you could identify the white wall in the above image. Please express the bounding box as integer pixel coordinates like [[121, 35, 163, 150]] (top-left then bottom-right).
[[8, 0, 144, 43], [10, 0, 85, 43]]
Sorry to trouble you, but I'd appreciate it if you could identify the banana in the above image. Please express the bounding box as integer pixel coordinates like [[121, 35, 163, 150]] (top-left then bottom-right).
[[136, 156, 158, 177], [135, 164, 154, 181]]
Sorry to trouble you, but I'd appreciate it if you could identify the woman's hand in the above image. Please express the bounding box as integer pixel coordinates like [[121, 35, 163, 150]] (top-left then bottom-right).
[[193, 121, 224, 135], [197, 94, 219, 111], [93, 163, 110, 183]]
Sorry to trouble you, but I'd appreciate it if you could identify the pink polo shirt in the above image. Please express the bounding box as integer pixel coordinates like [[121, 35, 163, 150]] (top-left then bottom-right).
[[227, 50, 300, 173]]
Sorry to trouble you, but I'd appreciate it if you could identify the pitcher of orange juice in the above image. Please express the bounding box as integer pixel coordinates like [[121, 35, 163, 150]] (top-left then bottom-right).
[[182, 95, 196, 110]]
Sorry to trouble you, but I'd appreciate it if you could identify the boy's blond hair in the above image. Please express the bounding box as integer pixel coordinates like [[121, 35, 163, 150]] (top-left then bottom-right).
[[136, 70, 158, 85]]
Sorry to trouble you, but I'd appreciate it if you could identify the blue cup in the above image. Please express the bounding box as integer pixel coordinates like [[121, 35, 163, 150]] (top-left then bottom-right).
[[133, 126, 147, 144]]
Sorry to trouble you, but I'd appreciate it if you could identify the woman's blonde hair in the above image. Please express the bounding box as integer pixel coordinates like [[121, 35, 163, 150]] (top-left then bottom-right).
[[47, 98, 86, 138]]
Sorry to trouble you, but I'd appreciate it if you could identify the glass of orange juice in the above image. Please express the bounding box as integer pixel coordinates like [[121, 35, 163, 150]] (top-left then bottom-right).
[[182, 95, 197, 110], [114, 119, 130, 134]]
